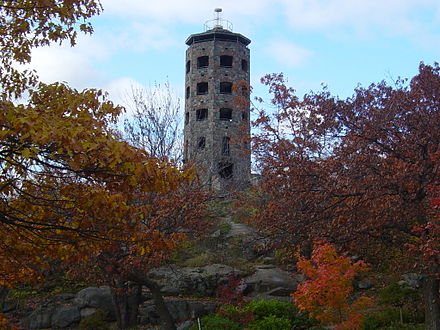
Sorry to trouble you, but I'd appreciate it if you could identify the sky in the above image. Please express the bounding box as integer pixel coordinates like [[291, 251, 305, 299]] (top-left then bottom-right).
[[29, 0, 440, 110]]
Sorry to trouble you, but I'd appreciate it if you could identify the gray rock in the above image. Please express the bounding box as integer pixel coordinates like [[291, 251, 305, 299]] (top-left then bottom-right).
[[74, 286, 116, 320], [402, 273, 425, 289], [148, 264, 241, 297], [25, 307, 55, 329], [52, 293, 75, 302], [177, 320, 193, 330], [210, 229, 221, 238], [357, 279, 373, 290], [80, 307, 98, 319], [51, 306, 80, 328], [263, 286, 292, 297], [139, 298, 218, 325], [255, 264, 276, 269], [244, 267, 301, 293]]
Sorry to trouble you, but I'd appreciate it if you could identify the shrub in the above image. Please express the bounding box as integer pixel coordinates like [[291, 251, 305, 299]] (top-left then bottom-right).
[[362, 308, 424, 329], [219, 305, 255, 325], [188, 314, 241, 330], [378, 283, 420, 307], [216, 275, 246, 306], [245, 299, 297, 320], [251, 314, 292, 330], [245, 299, 318, 329]]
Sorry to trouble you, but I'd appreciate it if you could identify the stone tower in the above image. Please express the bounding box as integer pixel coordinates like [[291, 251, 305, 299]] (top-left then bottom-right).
[[183, 9, 251, 191]]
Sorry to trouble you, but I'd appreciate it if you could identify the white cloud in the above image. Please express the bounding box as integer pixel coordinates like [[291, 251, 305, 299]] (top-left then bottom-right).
[[100, 0, 273, 27], [267, 40, 313, 68], [279, 0, 440, 40], [29, 34, 110, 89], [121, 22, 178, 51], [31, 46, 97, 88]]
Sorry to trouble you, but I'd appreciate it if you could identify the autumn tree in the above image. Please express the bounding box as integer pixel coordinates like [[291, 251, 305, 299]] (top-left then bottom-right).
[[0, 0, 101, 98], [1, 0, 104, 315], [250, 63, 440, 328], [0, 2, 211, 329], [293, 241, 372, 329], [123, 82, 183, 162]]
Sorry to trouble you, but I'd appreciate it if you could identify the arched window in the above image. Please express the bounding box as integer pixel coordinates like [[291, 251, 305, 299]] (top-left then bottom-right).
[[186, 60, 190, 73], [185, 112, 189, 125], [186, 86, 190, 99], [197, 137, 206, 149], [218, 162, 233, 179]]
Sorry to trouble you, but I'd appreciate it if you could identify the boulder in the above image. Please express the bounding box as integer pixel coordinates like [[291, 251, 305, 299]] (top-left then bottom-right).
[[80, 307, 98, 319], [177, 320, 193, 330], [356, 279, 373, 290], [139, 298, 217, 325], [402, 273, 425, 289], [148, 264, 241, 297], [24, 307, 55, 329], [74, 286, 116, 320], [51, 306, 80, 328], [244, 265, 302, 294]]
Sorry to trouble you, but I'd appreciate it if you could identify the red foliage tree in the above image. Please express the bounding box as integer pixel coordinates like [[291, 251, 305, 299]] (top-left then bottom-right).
[[293, 242, 372, 329], [250, 63, 440, 328]]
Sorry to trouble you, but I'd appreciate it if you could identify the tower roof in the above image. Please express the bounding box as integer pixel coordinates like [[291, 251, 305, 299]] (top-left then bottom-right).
[[185, 28, 251, 46]]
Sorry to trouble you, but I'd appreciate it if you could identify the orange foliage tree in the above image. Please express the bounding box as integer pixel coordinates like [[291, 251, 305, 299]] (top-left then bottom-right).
[[0, 82, 211, 329], [0, 2, 211, 329], [293, 242, 372, 329], [250, 63, 440, 328]]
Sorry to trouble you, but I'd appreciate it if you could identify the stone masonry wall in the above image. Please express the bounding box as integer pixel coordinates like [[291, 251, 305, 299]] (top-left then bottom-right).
[[184, 33, 251, 191]]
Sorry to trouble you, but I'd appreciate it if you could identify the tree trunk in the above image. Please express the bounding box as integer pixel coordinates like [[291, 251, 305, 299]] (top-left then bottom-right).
[[112, 283, 141, 329], [424, 276, 440, 330], [143, 279, 177, 330], [0, 286, 9, 312]]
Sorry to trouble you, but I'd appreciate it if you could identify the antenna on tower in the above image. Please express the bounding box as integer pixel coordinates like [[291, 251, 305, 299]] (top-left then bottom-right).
[[204, 8, 233, 31], [214, 8, 222, 29]]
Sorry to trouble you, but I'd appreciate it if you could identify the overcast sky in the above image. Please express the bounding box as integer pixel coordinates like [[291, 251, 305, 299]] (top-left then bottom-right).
[[29, 0, 440, 107]]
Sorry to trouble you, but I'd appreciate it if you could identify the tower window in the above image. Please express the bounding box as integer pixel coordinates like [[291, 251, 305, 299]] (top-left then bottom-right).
[[197, 82, 208, 95], [197, 56, 209, 68], [219, 108, 232, 121], [242, 111, 247, 121], [186, 86, 190, 99], [220, 55, 233, 67], [197, 137, 206, 149], [222, 136, 230, 156], [219, 162, 233, 179], [241, 59, 248, 72], [220, 82, 232, 94], [196, 108, 208, 121], [185, 112, 189, 125], [186, 60, 190, 73]]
